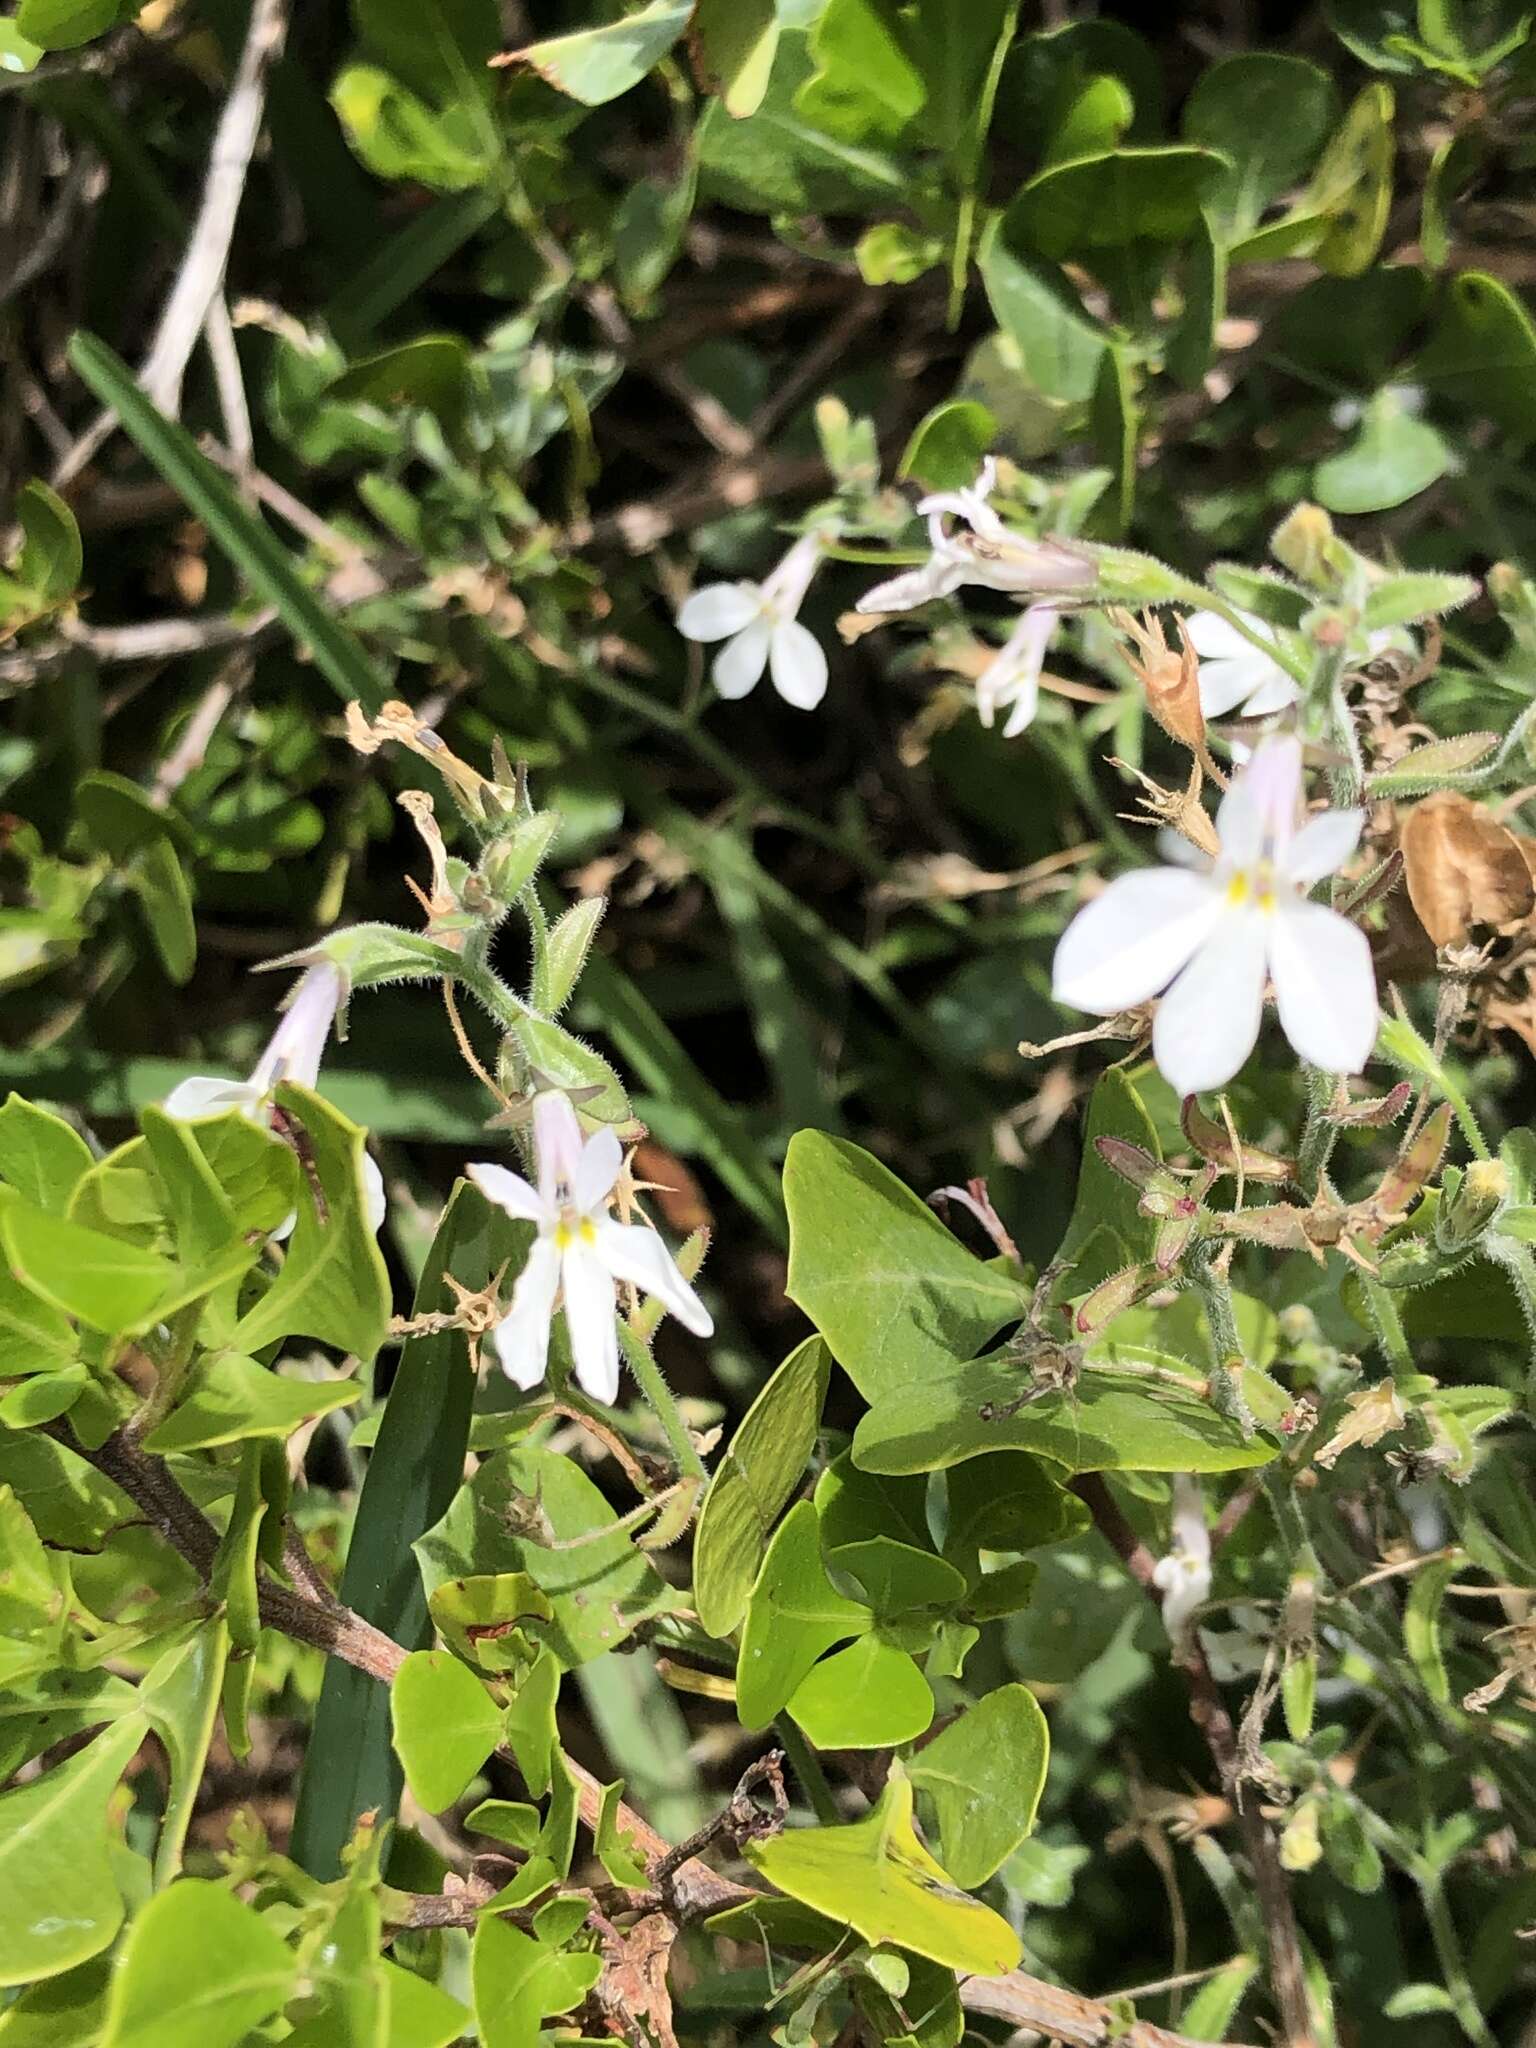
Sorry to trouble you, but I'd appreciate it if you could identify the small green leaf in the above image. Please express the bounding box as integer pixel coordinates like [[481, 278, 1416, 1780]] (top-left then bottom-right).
[[506, 1013, 632, 1129], [1006, 144, 1232, 260], [690, 0, 779, 118], [499, 0, 692, 106], [13, 481, 82, 602], [138, 1627, 229, 1884], [827, 1538, 968, 1618], [391, 1650, 503, 1813], [0, 1714, 147, 1985], [1403, 1548, 1462, 1705], [593, 1778, 650, 1887], [787, 1632, 934, 1748], [472, 1915, 603, 2043], [737, 1499, 872, 1728], [694, 1335, 831, 1638], [1181, 54, 1338, 238], [0, 1199, 177, 1335], [796, 0, 926, 144], [0, 1096, 92, 1214], [427, 1571, 554, 1675], [977, 220, 1108, 403], [14, 0, 119, 54], [907, 1686, 1049, 1887], [1314, 391, 1450, 513], [416, 1446, 674, 1669], [747, 1770, 1021, 1976], [100, 1880, 296, 2048], [0, 1365, 88, 1428], [784, 1131, 1030, 1405], [533, 896, 605, 1015], [326, 336, 471, 439], [229, 1084, 390, 1360], [1305, 82, 1395, 276], [1417, 269, 1536, 435], [1361, 570, 1479, 630], [853, 1362, 1277, 1478], [898, 401, 998, 494], [143, 1352, 361, 1453]]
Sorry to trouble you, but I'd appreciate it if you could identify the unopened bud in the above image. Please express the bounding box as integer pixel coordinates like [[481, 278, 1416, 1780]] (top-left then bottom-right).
[[1074, 1262, 1159, 1337], [1436, 1159, 1508, 1251], [1270, 503, 1340, 587], [480, 811, 560, 904]]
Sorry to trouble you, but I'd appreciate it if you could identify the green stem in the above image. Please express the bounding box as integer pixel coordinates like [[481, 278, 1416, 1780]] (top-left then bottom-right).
[[1359, 1272, 1413, 1381], [128, 1300, 204, 1442], [617, 1322, 706, 1482], [1187, 1247, 1254, 1437], [775, 1714, 841, 1825], [1419, 1873, 1497, 2048], [1296, 1062, 1339, 1199]]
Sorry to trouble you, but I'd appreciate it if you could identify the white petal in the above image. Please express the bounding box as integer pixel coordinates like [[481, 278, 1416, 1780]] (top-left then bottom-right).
[[1052, 868, 1223, 1015], [573, 1126, 623, 1214], [855, 558, 966, 614], [162, 1075, 262, 1120], [1236, 669, 1301, 717], [1183, 611, 1255, 662], [468, 1160, 550, 1225], [677, 583, 762, 642], [1198, 654, 1276, 720], [493, 1233, 562, 1391], [1215, 734, 1302, 866], [249, 965, 343, 1095], [561, 1240, 620, 1404], [769, 619, 828, 710], [531, 1090, 584, 1203], [1268, 900, 1379, 1076], [712, 620, 771, 699], [1284, 808, 1364, 888], [594, 1217, 714, 1337], [1152, 914, 1269, 1096], [362, 1152, 387, 1235]]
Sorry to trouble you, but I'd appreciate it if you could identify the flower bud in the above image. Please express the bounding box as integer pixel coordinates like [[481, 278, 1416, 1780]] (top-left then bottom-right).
[[1271, 503, 1341, 587], [480, 811, 561, 905], [1436, 1159, 1508, 1251]]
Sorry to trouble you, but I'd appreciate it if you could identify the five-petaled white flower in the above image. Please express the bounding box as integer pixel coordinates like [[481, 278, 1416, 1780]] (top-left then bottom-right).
[[163, 963, 387, 1235], [469, 1090, 713, 1405], [975, 602, 1060, 739], [1183, 609, 1302, 721], [856, 459, 1096, 617], [1052, 734, 1378, 1096], [677, 531, 828, 710]]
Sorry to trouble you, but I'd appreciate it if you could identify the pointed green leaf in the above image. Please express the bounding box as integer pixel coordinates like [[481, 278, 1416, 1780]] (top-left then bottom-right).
[[100, 1880, 296, 2048], [229, 1084, 390, 1359], [784, 1131, 1030, 1404], [391, 1650, 503, 1813], [499, 0, 692, 106], [694, 1335, 831, 1638], [747, 1771, 1020, 1976], [0, 1714, 147, 1986], [736, 1499, 872, 1728], [0, 1096, 92, 1214], [907, 1686, 1049, 1887], [143, 1352, 361, 1453], [787, 1633, 934, 1749]]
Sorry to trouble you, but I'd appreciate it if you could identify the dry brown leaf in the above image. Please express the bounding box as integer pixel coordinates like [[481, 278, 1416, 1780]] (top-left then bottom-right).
[[1399, 791, 1535, 948]]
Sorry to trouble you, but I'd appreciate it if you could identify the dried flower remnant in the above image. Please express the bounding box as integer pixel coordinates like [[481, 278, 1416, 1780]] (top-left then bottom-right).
[[1399, 791, 1536, 948]]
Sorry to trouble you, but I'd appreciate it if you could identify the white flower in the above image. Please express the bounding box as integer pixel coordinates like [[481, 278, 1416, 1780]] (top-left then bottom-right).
[[469, 1091, 712, 1405], [677, 532, 828, 710], [857, 459, 1096, 615], [1051, 735, 1378, 1096], [164, 963, 386, 1235], [975, 602, 1059, 739], [1151, 1475, 1211, 1647], [1184, 610, 1301, 721]]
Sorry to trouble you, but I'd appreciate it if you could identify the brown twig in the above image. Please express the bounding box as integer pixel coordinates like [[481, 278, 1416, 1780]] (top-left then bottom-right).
[[1070, 1474, 1316, 2048]]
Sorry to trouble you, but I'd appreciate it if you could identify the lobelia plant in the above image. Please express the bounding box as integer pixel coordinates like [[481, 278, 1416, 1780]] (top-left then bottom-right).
[[5, 5, 1536, 2047]]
